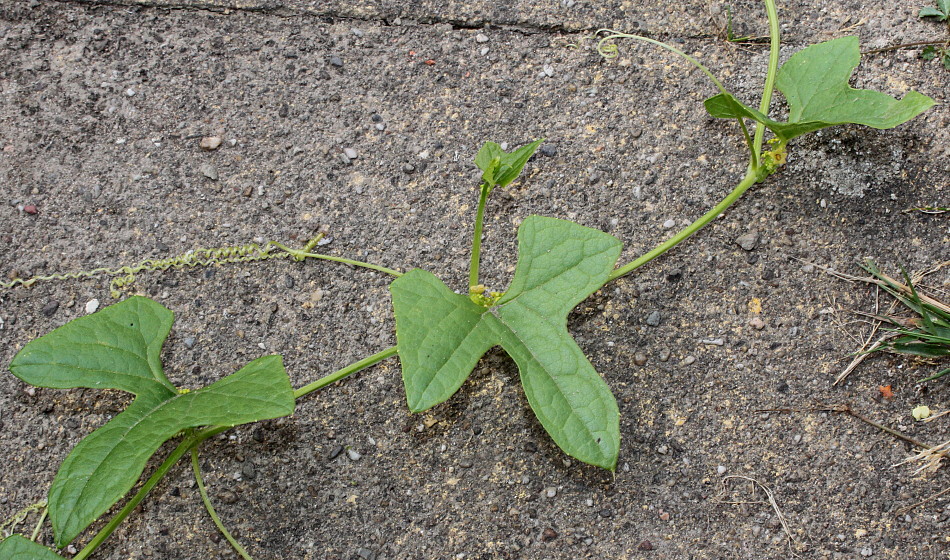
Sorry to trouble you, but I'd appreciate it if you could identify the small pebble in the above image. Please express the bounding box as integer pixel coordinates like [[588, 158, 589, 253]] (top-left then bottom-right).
[[682, 355, 696, 365], [599, 508, 612, 518], [717, 465, 727, 475], [219, 490, 239, 504], [328, 444, 343, 460], [346, 448, 362, 461], [633, 352, 647, 366], [861, 547, 873, 557], [475, 33, 489, 43], [329, 55, 344, 67], [663, 219, 676, 229], [637, 540, 654, 550], [23, 204, 38, 214], [199, 163, 218, 180], [125, 88, 135, 96], [539, 144, 557, 157], [184, 337, 196, 349], [544, 487, 557, 498], [701, 338, 724, 346], [343, 147, 358, 160], [749, 317, 766, 330], [85, 299, 99, 314], [645, 310, 661, 327], [41, 300, 59, 317], [657, 445, 668, 455], [736, 231, 759, 251], [659, 511, 670, 521], [199, 136, 222, 151], [658, 348, 671, 362], [541, 528, 558, 542]]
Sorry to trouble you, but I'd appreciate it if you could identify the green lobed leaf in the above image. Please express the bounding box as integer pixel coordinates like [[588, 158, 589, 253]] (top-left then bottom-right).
[[0, 535, 63, 559], [704, 37, 935, 141], [391, 216, 622, 469], [9, 297, 295, 547]]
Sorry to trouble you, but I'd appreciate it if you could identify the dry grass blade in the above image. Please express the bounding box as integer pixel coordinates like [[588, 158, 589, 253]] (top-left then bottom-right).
[[894, 439, 950, 475], [716, 475, 801, 556]]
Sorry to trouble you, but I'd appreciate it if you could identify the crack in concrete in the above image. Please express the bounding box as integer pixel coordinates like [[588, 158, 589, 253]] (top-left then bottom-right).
[[51, 0, 599, 35]]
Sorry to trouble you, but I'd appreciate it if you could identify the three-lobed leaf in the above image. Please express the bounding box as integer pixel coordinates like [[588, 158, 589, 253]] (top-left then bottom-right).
[[0, 535, 63, 559], [9, 297, 296, 547], [474, 139, 544, 190], [705, 37, 936, 142], [390, 216, 622, 469]]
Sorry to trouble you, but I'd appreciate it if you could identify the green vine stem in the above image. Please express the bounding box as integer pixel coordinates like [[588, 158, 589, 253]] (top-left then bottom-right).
[[595, 30, 757, 166], [607, 0, 782, 282], [294, 346, 398, 399], [607, 171, 758, 281], [72, 346, 398, 559], [468, 183, 491, 290], [191, 448, 254, 560], [72, 426, 228, 560]]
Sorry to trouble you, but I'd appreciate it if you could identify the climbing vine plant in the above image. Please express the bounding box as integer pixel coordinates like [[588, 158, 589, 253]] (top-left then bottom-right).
[[0, 0, 936, 557]]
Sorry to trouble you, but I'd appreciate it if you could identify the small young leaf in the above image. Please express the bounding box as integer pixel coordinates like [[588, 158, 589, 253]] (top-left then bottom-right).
[[921, 45, 938, 60], [494, 138, 544, 189], [705, 37, 935, 142], [475, 142, 504, 187], [918, 6, 945, 18], [473, 139, 544, 190], [0, 535, 63, 559], [9, 297, 296, 547], [391, 216, 622, 469]]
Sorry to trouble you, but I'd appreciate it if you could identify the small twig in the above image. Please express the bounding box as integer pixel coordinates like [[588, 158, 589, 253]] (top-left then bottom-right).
[[716, 475, 800, 555], [895, 486, 950, 517], [760, 403, 932, 450], [863, 40, 948, 55]]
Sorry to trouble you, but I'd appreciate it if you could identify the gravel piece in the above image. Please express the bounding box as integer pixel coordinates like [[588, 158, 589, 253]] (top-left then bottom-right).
[[346, 448, 362, 461], [199, 163, 218, 180], [85, 299, 99, 314], [41, 300, 59, 317], [329, 55, 344, 67], [184, 337, 196, 349], [475, 33, 489, 43], [736, 231, 759, 250], [633, 352, 647, 366], [328, 445, 343, 460], [343, 147, 358, 160], [199, 136, 222, 151], [645, 310, 661, 327], [23, 204, 38, 214], [682, 355, 696, 365], [658, 348, 671, 362], [749, 317, 766, 330], [663, 219, 676, 229]]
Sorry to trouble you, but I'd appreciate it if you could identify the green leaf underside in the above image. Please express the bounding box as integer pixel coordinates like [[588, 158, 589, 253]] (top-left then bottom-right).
[[9, 297, 295, 547], [391, 216, 622, 469], [704, 37, 935, 141], [0, 535, 62, 559]]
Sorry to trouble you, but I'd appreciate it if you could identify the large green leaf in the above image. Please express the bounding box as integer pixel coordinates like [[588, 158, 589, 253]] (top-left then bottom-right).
[[705, 37, 935, 141], [9, 297, 295, 547], [0, 535, 62, 559], [390, 216, 622, 469]]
